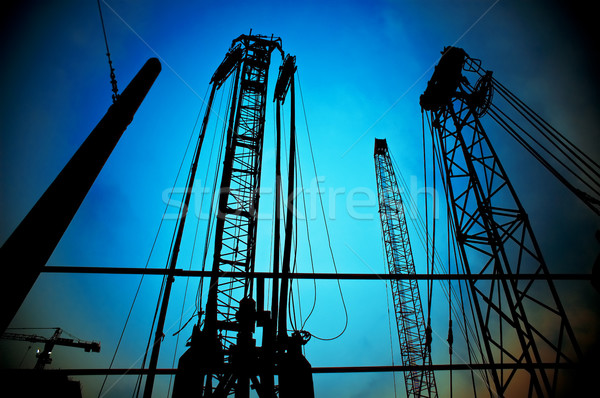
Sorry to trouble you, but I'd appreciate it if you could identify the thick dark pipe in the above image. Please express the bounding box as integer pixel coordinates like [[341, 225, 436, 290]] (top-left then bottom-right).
[[278, 77, 295, 339], [0, 58, 161, 333], [271, 100, 282, 334]]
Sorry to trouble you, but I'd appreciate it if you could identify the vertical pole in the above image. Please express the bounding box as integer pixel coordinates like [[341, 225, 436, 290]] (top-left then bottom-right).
[[143, 83, 216, 398], [259, 98, 282, 398], [278, 76, 295, 340], [271, 99, 282, 335], [0, 58, 161, 334]]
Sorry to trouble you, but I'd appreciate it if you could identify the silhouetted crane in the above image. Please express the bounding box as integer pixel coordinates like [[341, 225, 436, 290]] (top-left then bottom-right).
[[1, 328, 100, 370], [420, 46, 592, 397], [142, 34, 314, 398], [374, 138, 438, 397]]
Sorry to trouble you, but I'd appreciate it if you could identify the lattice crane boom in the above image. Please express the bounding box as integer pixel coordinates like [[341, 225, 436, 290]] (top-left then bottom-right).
[[1, 328, 100, 370], [165, 34, 313, 398], [374, 138, 438, 398], [420, 46, 583, 397]]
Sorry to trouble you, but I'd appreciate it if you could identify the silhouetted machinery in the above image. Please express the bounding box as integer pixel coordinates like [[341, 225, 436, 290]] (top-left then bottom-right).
[[0, 58, 161, 335], [419, 46, 598, 396], [3, 29, 597, 397], [374, 138, 438, 397], [1, 328, 100, 398], [142, 34, 314, 398], [1, 327, 100, 370]]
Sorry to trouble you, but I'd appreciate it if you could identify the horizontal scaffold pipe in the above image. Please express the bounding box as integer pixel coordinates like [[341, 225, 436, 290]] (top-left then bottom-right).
[[41, 266, 592, 281], [0, 362, 578, 377]]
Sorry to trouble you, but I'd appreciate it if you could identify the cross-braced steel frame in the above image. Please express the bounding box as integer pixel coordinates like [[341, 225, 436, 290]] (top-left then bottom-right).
[[374, 138, 438, 397], [198, 35, 281, 397], [204, 36, 273, 347], [173, 35, 315, 398], [423, 48, 582, 397]]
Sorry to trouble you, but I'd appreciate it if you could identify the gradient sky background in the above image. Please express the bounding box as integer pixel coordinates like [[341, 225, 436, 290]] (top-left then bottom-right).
[[1, 1, 599, 397]]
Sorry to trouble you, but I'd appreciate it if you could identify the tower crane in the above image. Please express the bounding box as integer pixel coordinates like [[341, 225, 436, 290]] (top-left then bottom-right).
[[374, 138, 438, 397], [1, 328, 100, 370], [419, 46, 594, 397]]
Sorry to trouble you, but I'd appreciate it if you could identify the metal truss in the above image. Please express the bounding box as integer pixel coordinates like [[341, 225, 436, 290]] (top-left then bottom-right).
[[422, 47, 582, 397], [196, 35, 282, 397], [374, 138, 438, 398], [205, 36, 274, 347], [171, 35, 315, 398]]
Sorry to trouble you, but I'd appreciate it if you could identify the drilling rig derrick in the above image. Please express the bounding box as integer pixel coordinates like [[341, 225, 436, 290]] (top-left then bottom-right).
[[140, 34, 315, 398]]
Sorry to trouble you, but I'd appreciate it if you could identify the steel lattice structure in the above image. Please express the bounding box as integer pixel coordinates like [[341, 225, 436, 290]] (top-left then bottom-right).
[[204, 35, 278, 349], [420, 47, 582, 397], [3, 33, 593, 398], [374, 138, 438, 398], [171, 34, 313, 398]]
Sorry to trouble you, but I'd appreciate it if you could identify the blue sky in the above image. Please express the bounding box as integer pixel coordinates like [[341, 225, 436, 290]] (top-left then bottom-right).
[[1, 1, 599, 397]]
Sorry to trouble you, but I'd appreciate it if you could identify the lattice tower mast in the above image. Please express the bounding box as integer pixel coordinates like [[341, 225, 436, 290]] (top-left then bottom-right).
[[420, 46, 582, 397], [374, 138, 438, 398]]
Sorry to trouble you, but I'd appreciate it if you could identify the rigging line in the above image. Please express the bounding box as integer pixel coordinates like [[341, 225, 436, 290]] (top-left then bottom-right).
[[60, 330, 85, 341], [287, 148, 298, 332], [292, 143, 302, 332], [292, 137, 311, 335], [289, 247, 301, 333], [389, 151, 470, 342], [422, 110, 429, 281], [426, 139, 481, 357], [425, 110, 488, 390], [492, 77, 600, 173], [171, 313, 197, 337], [488, 104, 576, 181], [267, 179, 276, 310], [430, 118, 437, 316], [451, 211, 489, 394], [98, 84, 210, 398], [18, 345, 31, 369], [139, 78, 216, 396], [96, 0, 119, 102], [134, 270, 167, 398], [297, 70, 348, 341], [267, 101, 278, 312], [287, 119, 302, 334], [281, 106, 289, 178], [487, 106, 600, 210], [445, 160, 454, 398], [488, 86, 600, 193], [442, 182, 485, 395], [428, 140, 488, 395], [486, 89, 600, 199], [421, 109, 433, 357], [288, 285, 297, 332], [288, 177, 299, 332], [492, 81, 595, 173], [168, 83, 227, 396], [380, 217, 399, 398], [192, 80, 226, 308], [385, 278, 399, 398], [390, 154, 444, 268], [454, 240, 482, 396], [140, 87, 207, 365], [389, 134, 477, 355], [197, 78, 233, 313], [439, 121, 489, 380], [297, 131, 318, 331]]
